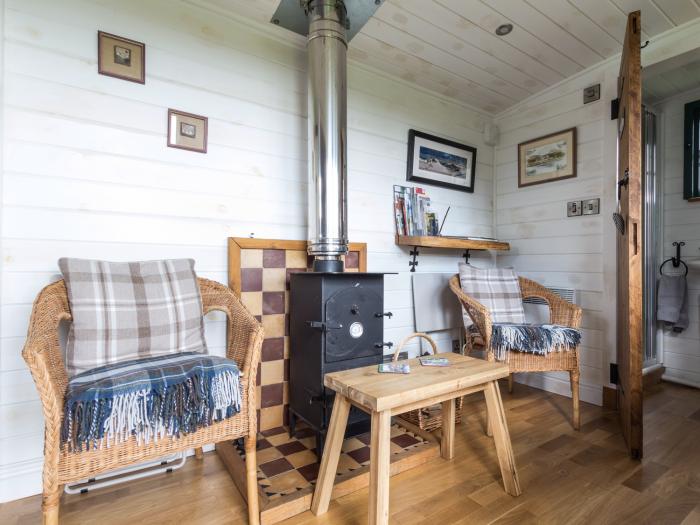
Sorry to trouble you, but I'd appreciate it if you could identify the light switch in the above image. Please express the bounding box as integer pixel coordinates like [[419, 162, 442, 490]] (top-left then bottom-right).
[[567, 201, 582, 217], [582, 198, 600, 215]]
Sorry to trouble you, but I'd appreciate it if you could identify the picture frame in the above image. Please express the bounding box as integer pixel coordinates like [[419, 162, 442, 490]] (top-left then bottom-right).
[[406, 129, 476, 193], [518, 127, 577, 188], [167, 109, 208, 153], [97, 31, 145, 84]]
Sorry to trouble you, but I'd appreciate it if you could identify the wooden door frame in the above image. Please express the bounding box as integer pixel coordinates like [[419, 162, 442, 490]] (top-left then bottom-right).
[[615, 10, 644, 459]]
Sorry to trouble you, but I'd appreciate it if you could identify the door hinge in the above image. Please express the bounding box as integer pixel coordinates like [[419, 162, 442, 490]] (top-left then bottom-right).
[[610, 363, 619, 385], [611, 98, 619, 120]]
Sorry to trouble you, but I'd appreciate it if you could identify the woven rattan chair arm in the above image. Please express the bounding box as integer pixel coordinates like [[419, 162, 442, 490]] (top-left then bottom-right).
[[199, 278, 264, 435], [518, 277, 582, 329], [22, 280, 72, 454], [449, 275, 493, 349]]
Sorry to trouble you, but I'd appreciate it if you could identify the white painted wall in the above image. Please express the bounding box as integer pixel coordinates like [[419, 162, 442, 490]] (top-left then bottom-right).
[[0, 0, 495, 502], [656, 86, 700, 387], [492, 18, 700, 407], [493, 62, 617, 406]]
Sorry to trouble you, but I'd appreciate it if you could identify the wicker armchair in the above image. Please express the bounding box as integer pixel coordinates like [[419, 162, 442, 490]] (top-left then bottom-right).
[[449, 275, 583, 430], [22, 278, 264, 525]]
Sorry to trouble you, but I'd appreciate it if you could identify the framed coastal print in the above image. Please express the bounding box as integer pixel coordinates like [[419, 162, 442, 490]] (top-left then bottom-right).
[[406, 129, 476, 193], [98, 31, 145, 84], [518, 127, 577, 187], [167, 109, 208, 153]]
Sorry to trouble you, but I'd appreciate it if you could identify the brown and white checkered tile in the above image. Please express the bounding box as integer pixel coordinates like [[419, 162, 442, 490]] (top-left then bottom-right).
[[238, 247, 362, 431], [237, 423, 429, 501]]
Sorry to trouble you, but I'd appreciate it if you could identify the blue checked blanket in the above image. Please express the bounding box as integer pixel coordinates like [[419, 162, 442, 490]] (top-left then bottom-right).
[[490, 323, 581, 362], [61, 352, 241, 451]]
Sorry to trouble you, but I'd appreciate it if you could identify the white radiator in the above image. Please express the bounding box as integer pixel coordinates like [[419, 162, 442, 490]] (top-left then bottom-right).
[[522, 287, 578, 324]]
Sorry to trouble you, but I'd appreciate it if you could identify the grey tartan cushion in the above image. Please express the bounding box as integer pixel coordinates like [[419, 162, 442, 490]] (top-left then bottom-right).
[[59, 258, 207, 376], [458, 263, 525, 325]]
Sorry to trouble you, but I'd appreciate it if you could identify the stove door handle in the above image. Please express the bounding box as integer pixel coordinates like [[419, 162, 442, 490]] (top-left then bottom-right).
[[307, 321, 342, 331], [375, 311, 393, 319], [374, 342, 394, 349]]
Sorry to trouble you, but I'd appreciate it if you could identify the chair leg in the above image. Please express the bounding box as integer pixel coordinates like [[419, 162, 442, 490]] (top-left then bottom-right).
[[42, 483, 61, 525], [194, 447, 204, 460], [508, 373, 514, 394], [570, 370, 580, 431], [245, 437, 260, 525]]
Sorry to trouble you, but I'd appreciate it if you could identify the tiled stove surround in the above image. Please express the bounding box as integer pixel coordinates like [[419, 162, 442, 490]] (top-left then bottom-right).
[[227, 238, 366, 432]]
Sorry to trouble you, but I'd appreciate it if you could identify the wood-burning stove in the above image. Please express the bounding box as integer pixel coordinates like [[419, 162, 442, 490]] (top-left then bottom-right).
[[289, 272, 391, 454]]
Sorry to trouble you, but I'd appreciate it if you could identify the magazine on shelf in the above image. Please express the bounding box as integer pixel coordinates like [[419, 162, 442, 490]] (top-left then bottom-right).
[[393, 185, 440, 237]]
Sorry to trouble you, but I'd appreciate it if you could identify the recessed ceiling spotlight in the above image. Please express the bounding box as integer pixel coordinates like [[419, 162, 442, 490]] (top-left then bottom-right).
[[495, 23, 513, 36]]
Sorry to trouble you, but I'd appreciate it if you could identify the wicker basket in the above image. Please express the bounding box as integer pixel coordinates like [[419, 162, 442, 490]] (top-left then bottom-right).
[[392, 332, 463, 432]]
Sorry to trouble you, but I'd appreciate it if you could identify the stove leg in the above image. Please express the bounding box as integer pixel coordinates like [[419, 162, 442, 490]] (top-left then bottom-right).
[[289, 410, 297, 439], [315, 431, 326, 460]]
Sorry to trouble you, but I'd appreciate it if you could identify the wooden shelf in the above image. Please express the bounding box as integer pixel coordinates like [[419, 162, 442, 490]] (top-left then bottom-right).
[[395, 235, 510, 252]]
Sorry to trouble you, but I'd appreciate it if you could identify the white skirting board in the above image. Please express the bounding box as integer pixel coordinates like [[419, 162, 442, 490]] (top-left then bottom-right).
[[661, 371, 700, 390], [513, 372, 602, 406], [0, 444, 215, 504]]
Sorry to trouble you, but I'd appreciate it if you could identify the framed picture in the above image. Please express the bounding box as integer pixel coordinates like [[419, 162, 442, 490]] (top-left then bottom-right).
[[406, 129, 476, 193], [518, 127, 577, 187], [97, 31, 145, 84], [167, 109, 208, 153]]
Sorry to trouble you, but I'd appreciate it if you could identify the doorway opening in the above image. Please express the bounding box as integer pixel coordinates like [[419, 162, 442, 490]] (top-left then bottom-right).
[[642, 47, 700, 389]]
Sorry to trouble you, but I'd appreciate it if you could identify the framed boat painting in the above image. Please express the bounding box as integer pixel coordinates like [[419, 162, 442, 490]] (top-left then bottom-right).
[[406, 129, 476, 193], [518, 127, 577, 187]]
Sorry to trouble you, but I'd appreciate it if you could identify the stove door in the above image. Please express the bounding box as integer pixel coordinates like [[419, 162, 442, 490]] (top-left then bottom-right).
[[324, 285, 382, 363]]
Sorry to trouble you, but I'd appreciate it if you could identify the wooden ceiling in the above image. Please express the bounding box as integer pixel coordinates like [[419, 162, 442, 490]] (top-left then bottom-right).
[[195, 0, 700, 114], [643, 48, 700, 105]]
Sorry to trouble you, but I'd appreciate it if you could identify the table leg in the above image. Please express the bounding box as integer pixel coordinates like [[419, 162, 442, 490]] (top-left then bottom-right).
[[441, 398, 455, 460], [311, 394, 351, 515], [484, 380, 522, 497], [369, 410, 392, 525]]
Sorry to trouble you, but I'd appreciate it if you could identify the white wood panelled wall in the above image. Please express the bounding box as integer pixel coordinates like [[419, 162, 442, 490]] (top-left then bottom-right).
[[657, 86, 700, 388], [0, 0, 495, 501], [492, 17, 700, 406], [493, 61, 619, 406]]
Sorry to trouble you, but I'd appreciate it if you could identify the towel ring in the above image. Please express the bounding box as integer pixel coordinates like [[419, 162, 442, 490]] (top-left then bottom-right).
[[660, 241, 688, 276], [660, 258, 688, 276]]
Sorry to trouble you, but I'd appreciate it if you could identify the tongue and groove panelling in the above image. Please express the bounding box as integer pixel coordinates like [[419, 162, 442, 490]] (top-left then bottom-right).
[[0, 0, 495, 501]]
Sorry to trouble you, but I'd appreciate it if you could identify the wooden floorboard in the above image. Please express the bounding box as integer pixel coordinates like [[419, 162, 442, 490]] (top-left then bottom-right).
[[2, 381, 700, 524]]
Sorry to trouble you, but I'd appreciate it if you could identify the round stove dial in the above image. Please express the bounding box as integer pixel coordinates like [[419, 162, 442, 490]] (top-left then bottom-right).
[[349, 321, 364, 339]]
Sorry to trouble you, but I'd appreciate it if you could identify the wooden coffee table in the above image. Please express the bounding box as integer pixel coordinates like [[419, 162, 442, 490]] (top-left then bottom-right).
[[310, 353, 521, 525]]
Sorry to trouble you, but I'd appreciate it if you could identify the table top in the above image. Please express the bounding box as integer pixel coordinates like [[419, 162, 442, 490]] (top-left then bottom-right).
[[324, 353, 509, 412]]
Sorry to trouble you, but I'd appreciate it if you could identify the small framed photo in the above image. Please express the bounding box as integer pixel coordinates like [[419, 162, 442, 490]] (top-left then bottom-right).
[[167, 109, 208, 153], [98, 31, 145, 84], [406, 129, 476, 193], [518, 127, 577, 188]]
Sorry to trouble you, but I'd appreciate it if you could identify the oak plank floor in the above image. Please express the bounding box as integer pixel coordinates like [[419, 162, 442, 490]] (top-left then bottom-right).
[[2, 381, 699, 524]]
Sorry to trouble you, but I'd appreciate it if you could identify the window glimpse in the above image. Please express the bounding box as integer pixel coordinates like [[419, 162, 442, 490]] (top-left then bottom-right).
[[685, 99, 700, 200]]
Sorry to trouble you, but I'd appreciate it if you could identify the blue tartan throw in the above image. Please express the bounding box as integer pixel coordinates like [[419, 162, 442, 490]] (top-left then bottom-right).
[[61, 352, 242, 451], [490, 323, 581, 362]]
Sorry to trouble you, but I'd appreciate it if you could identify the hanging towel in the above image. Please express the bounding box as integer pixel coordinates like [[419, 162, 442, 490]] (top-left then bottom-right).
[[657, 274, 689, 332]]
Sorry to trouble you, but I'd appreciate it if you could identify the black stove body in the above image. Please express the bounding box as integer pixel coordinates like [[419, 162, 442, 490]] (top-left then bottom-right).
[[289, 272, 391, 455]]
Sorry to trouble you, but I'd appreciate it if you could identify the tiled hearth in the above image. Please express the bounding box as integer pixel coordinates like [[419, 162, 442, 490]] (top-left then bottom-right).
[[237, 423, 430, 501]]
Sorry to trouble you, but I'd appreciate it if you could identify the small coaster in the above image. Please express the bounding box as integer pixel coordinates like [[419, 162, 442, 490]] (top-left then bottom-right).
[[378, 363, 411, 374], [419, 357, 450, 367]]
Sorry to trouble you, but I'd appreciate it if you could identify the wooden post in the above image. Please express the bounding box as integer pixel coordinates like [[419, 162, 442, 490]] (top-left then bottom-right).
[[369, 410, 392, 525], [311, 395, 351, 515], [440, 398, 455, 460], [484, 380, 521, 496]]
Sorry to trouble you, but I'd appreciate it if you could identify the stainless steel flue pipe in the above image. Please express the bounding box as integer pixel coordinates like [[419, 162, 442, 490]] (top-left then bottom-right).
[[305, 0, 348, 272]]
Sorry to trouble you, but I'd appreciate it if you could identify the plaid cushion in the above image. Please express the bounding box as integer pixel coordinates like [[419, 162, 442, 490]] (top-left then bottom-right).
[[59, 258, 207, 376], [458, 263, 525, 325]]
